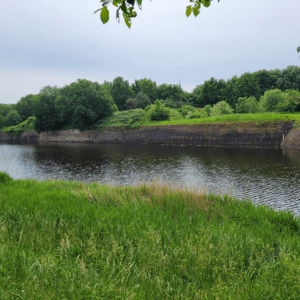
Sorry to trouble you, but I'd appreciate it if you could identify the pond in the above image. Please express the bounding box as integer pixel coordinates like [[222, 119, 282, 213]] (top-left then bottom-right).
[[1, 142, 300, 215]]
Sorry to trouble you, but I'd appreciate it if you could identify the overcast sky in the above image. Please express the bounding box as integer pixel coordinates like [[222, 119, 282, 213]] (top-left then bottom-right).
[[1, 0, 299, 104]]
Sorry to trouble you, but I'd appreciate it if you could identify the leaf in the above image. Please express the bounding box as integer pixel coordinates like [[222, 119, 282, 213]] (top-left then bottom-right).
[[100, 7, 110, 24], [297, 47, 300, 53], [193, 5, 200, 17], [113, 0, 118, 7], [123, 12, 132, 28], [202, 0, 211, 7], [186, 6, 192, 17]]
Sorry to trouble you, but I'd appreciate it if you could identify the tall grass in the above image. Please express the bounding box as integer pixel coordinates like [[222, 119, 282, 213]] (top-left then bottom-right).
[[1, 172, 300, 298]]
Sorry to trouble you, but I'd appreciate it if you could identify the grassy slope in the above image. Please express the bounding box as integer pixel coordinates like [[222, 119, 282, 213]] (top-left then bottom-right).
[[1, 116, 36, 135], [1, 174, 300, 299], [92, 111, 300, 131]]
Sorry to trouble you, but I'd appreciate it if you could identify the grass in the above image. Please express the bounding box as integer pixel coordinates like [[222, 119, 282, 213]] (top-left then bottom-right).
[[1, 116, 36, 135], [92, 110, 300, 131], [1, 172, 300, 299]]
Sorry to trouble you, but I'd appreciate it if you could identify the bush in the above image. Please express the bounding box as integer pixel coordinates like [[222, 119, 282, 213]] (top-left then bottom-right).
[[161, 97, 184, 109], [147, 100, 170, 121], [0, 172, 13, 183], [125, 92, 151, 110], [211, 101, 234, 116], [259, 89, 286, 112], [179, 105, 196, 117], [236, 96, 259, 113]]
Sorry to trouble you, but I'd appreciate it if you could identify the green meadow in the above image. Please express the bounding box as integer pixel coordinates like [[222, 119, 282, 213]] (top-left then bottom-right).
[[1, 172, 300, 299]]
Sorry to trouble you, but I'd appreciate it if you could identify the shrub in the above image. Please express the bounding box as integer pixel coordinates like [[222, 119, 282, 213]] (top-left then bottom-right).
[[161, 97, 184, 109], [0, 172, 13, 183], [236, 96, 259, 113], [211, 101, 234, 116], [179, 105, 196, 116], [147, 100, 170, 121], [259, 89, 286, 112], [125, 92, 151, 110]]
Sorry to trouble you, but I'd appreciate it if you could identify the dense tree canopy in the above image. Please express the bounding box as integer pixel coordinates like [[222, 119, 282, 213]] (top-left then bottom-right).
[[32, 86, 62, 132], [56, 80, 117, 129], [15, 94, 34, 122], [95, 0, 220, 28], [111, 77, 134, 111]]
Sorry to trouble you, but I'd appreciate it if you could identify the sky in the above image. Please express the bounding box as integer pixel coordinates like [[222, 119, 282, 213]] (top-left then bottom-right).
[[1, 0, 299, 104]]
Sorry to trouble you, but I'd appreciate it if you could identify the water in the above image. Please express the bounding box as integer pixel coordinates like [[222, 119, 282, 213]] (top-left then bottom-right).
[[1, 142, 300, 215]]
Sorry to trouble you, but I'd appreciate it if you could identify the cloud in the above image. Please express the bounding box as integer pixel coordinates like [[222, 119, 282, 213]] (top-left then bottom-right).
[[1, 0, 299, 103]]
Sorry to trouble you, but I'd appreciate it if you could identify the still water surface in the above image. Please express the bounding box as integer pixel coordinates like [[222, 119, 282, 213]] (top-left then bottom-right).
[[1, 142, 300, 215]]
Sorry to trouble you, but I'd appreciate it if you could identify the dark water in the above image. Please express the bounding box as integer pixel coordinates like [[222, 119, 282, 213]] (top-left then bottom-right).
[[1, 142, 300, 215]]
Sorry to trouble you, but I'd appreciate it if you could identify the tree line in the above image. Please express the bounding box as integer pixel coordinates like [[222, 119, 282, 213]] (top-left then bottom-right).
[[0, 65, 300, 132]]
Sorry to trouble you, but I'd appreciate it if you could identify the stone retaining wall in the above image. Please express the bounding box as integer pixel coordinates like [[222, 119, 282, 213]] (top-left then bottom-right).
[[0, 121, 296, 148]]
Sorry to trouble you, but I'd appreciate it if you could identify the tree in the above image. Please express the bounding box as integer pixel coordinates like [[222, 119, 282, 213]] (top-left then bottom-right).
[[276, 66, 300, 91], [55, 79, 117, 129], [32, 86, 62, 132], [0, 115, 5, 129], [253, 70, 279, 96], [196, 77, 227, 107], [111, 76, 134, 111], [0, 104, 12, 119], [4, 110, 22, 127], [131, 78, 157, 103], [231, 73, 261, 108], [15, 94, 34, 122], [95, 0, 220, 28]]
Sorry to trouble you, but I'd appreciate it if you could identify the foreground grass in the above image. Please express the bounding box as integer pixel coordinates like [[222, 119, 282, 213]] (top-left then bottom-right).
[[1, 173, 300, 299]]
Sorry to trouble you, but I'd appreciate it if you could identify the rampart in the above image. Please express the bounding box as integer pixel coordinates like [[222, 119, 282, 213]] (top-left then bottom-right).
[[0, 121, 296, 148]]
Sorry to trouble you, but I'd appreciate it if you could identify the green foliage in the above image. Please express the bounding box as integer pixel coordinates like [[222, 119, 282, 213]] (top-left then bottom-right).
[[4, 109, 22, 127], [253, 69, 280, 95], [276, 65, 300, 91], [56, 80, 117, 130], [125, 91, 151, 110], [96, 0, 220, 28], [161, 97, 184, 109], [32, 86, 61, 132], [95, 109, 146, 130], [0, 114, 5, 129], [195, 77, 227, 107], [0, 103, 12, 119], [111, 76, 134, 111], [274, 89, 300, 113], [211, 101, 234, 116], [232, 73, 261, 107], [0, 172, 13, 183], [179, 104, 196, 116], [15, 94, 34, 122], [236, 96, 259, 113], [259, 89, 286, 112], [1, 179, 300, 298], [131, 78, 157, 103], [2, 117, 36, 135], [147, 100, 170, 121]]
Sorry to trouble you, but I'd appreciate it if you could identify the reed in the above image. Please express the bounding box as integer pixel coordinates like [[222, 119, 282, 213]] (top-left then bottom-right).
[[0, 172, 300, 299]]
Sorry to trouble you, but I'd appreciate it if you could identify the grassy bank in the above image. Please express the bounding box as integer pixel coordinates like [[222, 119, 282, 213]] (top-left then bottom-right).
[[92, 111, 300, 131], [1, 173, 300, 299]]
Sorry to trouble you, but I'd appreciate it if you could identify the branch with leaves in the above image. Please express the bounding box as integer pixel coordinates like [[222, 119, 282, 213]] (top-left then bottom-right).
[[95, 0, 220, 28]]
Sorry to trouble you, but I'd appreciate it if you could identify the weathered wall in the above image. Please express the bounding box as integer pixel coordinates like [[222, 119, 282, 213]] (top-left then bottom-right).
[[0, 121, 296, 147], [39, 121, 294, 147], [281, 127, 300, 149], [0, 131, 39, 143]]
